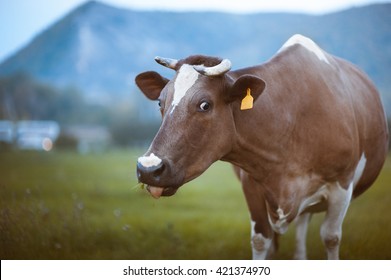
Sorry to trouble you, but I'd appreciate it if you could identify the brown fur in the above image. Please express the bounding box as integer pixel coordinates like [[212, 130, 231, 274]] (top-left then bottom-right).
[[135, 38, 388, 259]]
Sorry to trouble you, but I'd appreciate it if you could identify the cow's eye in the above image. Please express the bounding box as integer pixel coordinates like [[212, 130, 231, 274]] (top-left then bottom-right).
[[158, 100, 161, 107], [199, 101, 211, 111]]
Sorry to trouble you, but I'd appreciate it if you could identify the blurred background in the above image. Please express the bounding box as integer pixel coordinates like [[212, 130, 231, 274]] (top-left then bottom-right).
[[0, 0, 390, 260]]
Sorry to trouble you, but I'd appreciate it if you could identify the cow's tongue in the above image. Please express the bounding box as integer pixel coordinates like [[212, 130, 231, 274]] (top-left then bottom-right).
[[147, 186, 164, 199]]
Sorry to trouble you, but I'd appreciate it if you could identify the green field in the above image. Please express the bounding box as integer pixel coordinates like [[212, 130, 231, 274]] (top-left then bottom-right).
[[1, 149, 390, 260]]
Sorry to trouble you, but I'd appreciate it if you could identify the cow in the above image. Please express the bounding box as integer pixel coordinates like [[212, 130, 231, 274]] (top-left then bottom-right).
[[134, 34, 388, 260]]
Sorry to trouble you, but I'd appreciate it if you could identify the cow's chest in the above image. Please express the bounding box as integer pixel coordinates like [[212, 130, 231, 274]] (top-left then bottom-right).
[[264, 179, 351, 234], [262, 173, 328, 234]]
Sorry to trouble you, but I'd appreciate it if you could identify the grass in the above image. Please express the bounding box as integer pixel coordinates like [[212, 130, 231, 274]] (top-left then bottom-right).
[[0, 149, 390, 259]]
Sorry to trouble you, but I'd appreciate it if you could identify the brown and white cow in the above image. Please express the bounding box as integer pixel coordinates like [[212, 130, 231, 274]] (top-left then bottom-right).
[[135, 34, 388, 259]]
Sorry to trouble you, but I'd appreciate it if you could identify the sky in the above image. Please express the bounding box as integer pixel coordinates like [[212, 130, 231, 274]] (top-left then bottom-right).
[[0, 0, 388, 62]]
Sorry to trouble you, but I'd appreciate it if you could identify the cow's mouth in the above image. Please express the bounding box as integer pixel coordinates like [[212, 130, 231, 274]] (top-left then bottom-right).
[[146, 185, 178, 199]]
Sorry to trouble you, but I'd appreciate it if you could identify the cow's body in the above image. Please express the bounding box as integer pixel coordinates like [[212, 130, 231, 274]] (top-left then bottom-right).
[[135, 34, 388, 259]]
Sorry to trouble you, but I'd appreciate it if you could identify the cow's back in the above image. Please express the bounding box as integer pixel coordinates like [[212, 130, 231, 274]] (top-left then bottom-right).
[[288, 46, 388, 198]]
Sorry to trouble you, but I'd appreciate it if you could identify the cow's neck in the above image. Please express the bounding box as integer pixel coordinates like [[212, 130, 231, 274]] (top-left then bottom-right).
[[222, 110, 288, 182], [222, 122, 286, 183], [221, 64, 291, 183]]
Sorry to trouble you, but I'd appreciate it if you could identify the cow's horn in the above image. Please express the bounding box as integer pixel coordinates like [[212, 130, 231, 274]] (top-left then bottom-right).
[[193, 59, 232, 76], [155, 56, 178, 70]]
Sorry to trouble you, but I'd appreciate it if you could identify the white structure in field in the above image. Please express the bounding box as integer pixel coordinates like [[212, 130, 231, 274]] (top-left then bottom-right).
[[0, 120, 60, 151]]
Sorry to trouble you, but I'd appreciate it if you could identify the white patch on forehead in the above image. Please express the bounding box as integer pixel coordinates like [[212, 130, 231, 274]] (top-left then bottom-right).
[[278, 34, 330, 65], [137, 153, 162, 168], [171, 64, 200, 114]]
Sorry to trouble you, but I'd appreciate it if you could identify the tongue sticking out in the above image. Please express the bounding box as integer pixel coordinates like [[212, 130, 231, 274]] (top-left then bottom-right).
[[147, 186, 164, 199]]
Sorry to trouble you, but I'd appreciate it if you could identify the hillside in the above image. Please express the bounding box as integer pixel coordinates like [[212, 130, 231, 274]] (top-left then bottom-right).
[[0, 1, 390, 117]]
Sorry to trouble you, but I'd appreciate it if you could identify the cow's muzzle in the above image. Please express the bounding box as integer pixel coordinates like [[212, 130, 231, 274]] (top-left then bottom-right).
[[136, 157, 183, 198], [137, 160, 165, 184]]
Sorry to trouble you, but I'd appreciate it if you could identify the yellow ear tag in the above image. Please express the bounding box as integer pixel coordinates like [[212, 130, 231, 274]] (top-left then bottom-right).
[[240, 88, 254, 110]]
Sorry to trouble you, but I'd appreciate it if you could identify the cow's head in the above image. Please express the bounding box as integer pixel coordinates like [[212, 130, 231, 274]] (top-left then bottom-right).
[[135, 55, 265, 198]]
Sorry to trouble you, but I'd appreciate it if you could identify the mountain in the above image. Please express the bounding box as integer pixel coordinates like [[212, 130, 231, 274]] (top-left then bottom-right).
[[1, 1, 391, 118]]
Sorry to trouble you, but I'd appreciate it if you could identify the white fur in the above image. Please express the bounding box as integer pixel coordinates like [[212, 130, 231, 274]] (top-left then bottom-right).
[[171, 64, 200, 114], [250, 220, 272, 260], [279, 34, 330, 64], [353, 153, 367, 188], [294, 212, 311, 260], [137, 153, 162, 168], [267, 207, 290, 234], [320, 181, 353, 259], [298, 184, 328, 215], [292, 180, 353, 260]]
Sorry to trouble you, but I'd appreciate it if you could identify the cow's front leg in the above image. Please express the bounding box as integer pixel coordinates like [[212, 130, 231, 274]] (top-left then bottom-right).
[[320, 182, 353, 260], [240, 170, 274, 259], [294, 212, 312, 259], [250, 222, 273, 260]]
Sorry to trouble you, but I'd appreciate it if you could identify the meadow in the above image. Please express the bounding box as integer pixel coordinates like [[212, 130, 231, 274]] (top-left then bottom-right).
[[0, 149, 390, 260]]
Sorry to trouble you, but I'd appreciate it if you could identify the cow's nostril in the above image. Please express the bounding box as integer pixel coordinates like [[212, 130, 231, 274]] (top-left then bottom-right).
[[153, 162, 165, 178]]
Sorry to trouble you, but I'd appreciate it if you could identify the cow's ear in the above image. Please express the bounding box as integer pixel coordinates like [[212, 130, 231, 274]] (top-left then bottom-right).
[[226, 75, 266, 104], [135, 71, 169, 100]]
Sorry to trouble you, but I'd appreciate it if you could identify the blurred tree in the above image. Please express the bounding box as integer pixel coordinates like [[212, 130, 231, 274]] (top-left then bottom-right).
[[0, 73, 161, 146]]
